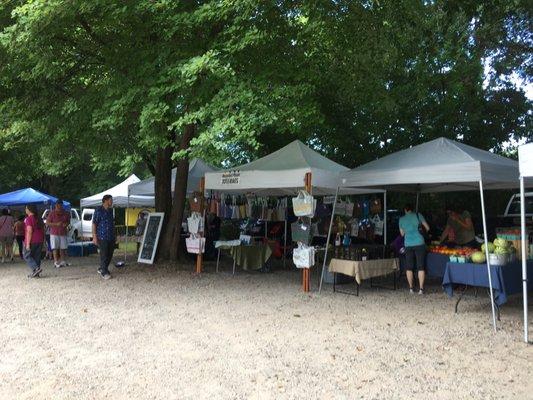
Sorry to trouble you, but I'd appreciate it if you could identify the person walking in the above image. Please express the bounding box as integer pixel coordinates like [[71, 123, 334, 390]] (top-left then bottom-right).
[[23, 204, 45, 278], [14, 215, 25, 259], [46, 200, 70, 268], [0, 208, 15, 263], [399, 204, 430, 295], [92, 195, 115, 280]]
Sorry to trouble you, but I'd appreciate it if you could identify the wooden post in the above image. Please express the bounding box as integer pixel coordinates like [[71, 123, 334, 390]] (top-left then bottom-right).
[[303, 172, 312, 292], [195, 177, 206, 274]]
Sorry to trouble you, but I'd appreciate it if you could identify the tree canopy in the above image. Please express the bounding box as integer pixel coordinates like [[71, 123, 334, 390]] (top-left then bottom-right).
[[0, 0, 531, 257]]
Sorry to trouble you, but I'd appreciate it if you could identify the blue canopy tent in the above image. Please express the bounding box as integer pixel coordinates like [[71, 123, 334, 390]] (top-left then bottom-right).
[[0, 188, 71, 209]]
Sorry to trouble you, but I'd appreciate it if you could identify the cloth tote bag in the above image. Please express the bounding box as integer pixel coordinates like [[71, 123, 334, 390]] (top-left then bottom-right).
[[293, 243, 316, 268], [186, 235, 206, 254], [291, 220, 312, 245], [187, 212, 204, 234], [292, 190, 315, 217]]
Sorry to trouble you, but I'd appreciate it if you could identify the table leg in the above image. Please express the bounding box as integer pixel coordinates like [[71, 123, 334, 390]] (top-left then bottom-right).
[[216, 249, 220, 273], [333, 272, 336, 293], [232, 257, 236, 276], [455, 285, 469, 314]]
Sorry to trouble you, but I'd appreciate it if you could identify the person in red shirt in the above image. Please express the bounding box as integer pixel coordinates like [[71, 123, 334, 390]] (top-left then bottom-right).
[[46, 200, 70, 268], [24, 204, 45, 278]]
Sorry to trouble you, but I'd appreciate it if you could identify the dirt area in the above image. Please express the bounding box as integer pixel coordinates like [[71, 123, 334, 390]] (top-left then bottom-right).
[[0, 254, 531, 400]]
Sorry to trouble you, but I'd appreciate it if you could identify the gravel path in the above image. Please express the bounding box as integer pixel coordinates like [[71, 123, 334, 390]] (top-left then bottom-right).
[[0, 255, 531, 400]]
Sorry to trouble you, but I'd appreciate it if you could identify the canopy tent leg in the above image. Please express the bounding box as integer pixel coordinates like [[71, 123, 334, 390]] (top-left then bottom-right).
[[520, 176, 529, 343], [415, 192, 420, 213], [80, 200, 84, 257], [319, 186, 339, 294], [479, 180, 498, 332], [125, 190, 129, 262], [383, 191, 387, 246], [283, 218, 287, 269]]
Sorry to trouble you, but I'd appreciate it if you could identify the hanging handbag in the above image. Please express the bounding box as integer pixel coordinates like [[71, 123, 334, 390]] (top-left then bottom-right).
[[315, 202, 331, 218], [291, 220, 312, 245], [293, 243, 316, 268], [353, 201, 362, 218], [186, 234, 206, 254], [362, 200, 370, 218], [187, 212, 204, 234], [189, 192, 202, 213], [345, 200, 355, 216], [416, 213, 430, 243], [372, 214, 384, 236], [370, 198, 382, 215], [292, 190, 315, 217], [334, 200, 347, 216]]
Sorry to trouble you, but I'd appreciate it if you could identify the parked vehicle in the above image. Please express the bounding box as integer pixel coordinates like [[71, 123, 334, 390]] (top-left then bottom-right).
[[80, 208, 95, 238], [503, 192, 533, 219]]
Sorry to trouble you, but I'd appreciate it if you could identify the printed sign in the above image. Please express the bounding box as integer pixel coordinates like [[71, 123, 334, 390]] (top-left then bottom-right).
[[221, 170, 240, 185], [519, 143, 533, 177]]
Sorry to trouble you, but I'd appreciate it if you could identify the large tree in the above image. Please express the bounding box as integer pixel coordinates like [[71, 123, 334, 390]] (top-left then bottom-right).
[[0, 0, 320, 260]]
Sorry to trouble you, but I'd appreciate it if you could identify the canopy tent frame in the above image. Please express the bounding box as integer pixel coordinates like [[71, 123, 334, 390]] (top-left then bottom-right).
[[204, 140, 382, 290], [319, 137, 532, 332], [518, 143, 533, 344]]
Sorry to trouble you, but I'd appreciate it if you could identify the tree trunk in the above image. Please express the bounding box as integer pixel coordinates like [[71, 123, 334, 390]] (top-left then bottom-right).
[[159, 124, 195, 261], [154, 146, 172, 217]]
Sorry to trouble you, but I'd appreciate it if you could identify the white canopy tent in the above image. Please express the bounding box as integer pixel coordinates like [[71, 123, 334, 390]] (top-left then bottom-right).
[[205, 140, 383, 288], [205, 140, 378, 196], [339, 137, 519, 192], [128, 158, 217, 197], [321, 137, 527, 331], [80, 174, 154, 208], [518, 142, 533, 343]]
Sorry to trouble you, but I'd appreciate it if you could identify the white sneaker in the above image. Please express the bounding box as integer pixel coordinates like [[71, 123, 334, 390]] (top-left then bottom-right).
[[54, 262, 62, 268]]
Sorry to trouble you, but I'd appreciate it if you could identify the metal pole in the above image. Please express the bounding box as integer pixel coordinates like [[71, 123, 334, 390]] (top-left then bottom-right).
[[79, 200, 84, 257], [520, 176, 529, 343], [319, 186, 339, 293], [383, 191, 387, 246], [479, 180, 498, 332], [415, 192, 420, 213], [283, 217, 287, 268], [125, 188, 129, 262]]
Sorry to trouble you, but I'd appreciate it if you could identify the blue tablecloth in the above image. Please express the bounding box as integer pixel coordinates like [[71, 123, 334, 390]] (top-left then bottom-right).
[[442, 260, 533, 306], [426, 253, 450, 278], [399, 252, 449, 278]]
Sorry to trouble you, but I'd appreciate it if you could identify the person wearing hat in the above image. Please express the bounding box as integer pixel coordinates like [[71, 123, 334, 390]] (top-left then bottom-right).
[[46, 200, 71, 268]]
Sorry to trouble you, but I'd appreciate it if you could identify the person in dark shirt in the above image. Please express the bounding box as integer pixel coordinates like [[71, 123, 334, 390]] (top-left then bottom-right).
[[92, 195, 115, 280]]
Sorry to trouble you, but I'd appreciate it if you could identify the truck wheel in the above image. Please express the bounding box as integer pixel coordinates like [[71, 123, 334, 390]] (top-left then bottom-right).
[[73, 230, 79, 241]]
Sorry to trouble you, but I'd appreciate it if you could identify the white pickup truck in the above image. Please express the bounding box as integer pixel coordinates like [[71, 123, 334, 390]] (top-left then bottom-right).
[[503, 192, 533, 220]]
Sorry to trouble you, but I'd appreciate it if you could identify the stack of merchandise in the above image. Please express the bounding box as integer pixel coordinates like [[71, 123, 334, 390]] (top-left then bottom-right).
[[206, 194, 288, 221]]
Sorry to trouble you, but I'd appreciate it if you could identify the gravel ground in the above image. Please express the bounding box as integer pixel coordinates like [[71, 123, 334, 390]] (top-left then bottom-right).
[[0, 255, 532, 400]]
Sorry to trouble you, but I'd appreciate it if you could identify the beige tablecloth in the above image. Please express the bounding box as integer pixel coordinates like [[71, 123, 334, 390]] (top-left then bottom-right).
[[329, 258, 399, 284]]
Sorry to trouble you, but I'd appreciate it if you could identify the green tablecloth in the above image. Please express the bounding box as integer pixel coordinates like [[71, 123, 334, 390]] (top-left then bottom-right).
[[229, 244, 273, 271]]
